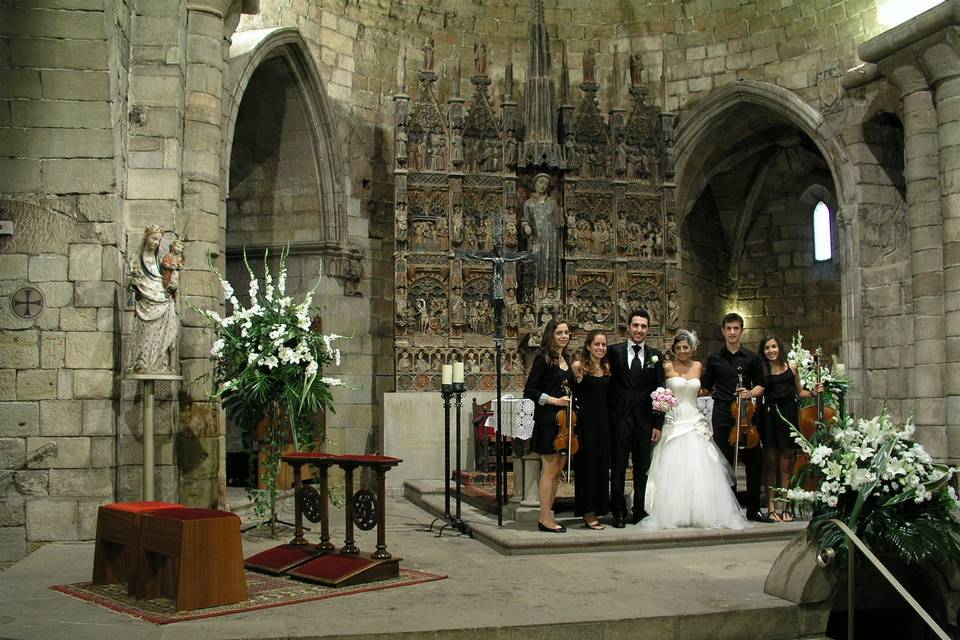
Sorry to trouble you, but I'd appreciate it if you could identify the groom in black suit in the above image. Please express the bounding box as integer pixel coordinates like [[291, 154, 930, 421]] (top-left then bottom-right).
[[607, 308, 665, 528]]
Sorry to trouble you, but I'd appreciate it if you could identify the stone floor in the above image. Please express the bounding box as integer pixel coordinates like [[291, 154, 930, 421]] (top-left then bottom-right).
[[0, 494, 826, 640]]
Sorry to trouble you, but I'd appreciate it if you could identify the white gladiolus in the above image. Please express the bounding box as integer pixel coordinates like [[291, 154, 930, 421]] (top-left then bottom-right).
[[211, 339, 225, 357], [305, 360, 318, 376], [248, 277, 259, 300], [261, 355, 279, 369], [221, 280, 234, 300], [320, 376, 343, 386], [248, 352, 260, 364]]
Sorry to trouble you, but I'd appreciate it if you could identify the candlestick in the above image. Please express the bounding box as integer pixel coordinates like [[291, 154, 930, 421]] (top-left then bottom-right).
[[452, 361, 464, 384]]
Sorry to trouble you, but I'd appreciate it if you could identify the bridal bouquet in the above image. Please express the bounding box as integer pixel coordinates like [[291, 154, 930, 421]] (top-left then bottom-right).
[[198, 248, 344, 525], [788, 410, 960, 563], [650, 387, 679, 413]]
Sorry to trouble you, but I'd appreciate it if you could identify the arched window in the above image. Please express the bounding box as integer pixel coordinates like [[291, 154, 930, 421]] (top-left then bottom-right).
[[813, 201, 832, 262]]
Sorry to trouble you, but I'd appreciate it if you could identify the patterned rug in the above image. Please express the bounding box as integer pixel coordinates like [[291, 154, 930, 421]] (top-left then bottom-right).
[[50, 568, 446, 624]]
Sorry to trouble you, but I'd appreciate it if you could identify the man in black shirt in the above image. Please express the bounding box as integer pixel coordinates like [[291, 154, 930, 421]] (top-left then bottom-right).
[[700, 313, 772, 522]]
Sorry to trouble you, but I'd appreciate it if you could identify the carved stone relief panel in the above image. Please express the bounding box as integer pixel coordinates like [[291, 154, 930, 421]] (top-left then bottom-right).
[[620, 194, 663, 260]]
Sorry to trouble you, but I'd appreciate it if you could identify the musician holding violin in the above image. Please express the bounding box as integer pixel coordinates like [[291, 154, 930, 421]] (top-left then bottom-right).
[[700, 313, 771, 523], [758, 335, 823, 522], [523, 319, 576, 533]]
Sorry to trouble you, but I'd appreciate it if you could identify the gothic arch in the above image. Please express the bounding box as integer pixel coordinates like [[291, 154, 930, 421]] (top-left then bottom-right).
[[224, 27, 347, 247], [674, 80, 854, 222]]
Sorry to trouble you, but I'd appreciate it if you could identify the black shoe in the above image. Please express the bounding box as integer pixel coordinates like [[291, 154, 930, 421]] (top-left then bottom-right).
[[612, 514, 626, 529], [631, 511, 648, 525], [747, 511, 773, 523], [538, 522, 567, 533]]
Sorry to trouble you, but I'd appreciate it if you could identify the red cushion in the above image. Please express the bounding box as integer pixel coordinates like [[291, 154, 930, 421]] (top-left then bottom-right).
[[146, 507, 239, 522], [335, 454, 402, 465], [102, 501, 182, 514]]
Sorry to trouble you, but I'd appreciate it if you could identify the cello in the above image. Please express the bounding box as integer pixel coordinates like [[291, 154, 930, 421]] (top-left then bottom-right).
[[794, 348, 836, 488], [553, 378, 579, 482], [728, 367, 761, 471]]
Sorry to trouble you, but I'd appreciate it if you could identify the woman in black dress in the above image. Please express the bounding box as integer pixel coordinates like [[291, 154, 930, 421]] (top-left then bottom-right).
[[523, 319, 575, 533], [572, 329, 610, 530], [758, 335, 819, 522]]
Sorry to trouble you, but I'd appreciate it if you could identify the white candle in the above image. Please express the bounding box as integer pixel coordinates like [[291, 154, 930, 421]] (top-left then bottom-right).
[[452, 361, 464, 383], [442, 364, 453, 385]]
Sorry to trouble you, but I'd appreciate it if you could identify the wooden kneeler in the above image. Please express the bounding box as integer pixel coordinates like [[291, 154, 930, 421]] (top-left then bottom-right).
[[133, 508, 246, 611], [245, 453, 402, 587], [287, 553, 400, 587], [92, 501, 182, 589]]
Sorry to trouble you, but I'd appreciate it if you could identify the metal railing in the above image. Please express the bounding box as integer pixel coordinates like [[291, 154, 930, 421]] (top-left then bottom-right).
[[816, 518, 952, 640]]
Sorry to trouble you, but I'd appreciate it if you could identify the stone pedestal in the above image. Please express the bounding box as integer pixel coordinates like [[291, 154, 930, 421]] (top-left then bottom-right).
[[503, 452, 540, 523]]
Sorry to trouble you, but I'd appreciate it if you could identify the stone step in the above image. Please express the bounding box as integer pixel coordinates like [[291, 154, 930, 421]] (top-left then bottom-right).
[[405, 478, 806, 555]]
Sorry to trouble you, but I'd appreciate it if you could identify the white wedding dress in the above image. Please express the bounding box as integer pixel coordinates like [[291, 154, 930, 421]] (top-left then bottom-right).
[[639, 376, 748, 530]]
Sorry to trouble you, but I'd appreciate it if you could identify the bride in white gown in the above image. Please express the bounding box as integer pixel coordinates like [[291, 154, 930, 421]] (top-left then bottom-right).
[[639, 330, 748, 530]]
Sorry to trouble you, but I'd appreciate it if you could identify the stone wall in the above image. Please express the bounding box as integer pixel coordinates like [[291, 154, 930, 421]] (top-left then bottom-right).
[[736, 171, 842, 357], [679, 189, 731, 356], [0, 0, 127, 566]]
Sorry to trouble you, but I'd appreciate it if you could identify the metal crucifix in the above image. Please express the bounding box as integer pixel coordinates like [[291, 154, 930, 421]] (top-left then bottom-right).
[[457, 209, 530, 526]]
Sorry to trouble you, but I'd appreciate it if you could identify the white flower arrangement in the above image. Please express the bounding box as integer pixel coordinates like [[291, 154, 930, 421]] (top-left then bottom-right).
[[788, 409, 960, 563], [787, 332, 848, 395], [197, 248, 346, 523]]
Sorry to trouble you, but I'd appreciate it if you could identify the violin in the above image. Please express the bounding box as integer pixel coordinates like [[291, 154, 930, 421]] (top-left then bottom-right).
[[553, 378, 579, 456], [795, 348, 836, 488], [728, 368, 761, 468]]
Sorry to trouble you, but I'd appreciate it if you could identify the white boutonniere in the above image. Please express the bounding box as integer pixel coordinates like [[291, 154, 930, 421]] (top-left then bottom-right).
[[647, 354, 659, 368]]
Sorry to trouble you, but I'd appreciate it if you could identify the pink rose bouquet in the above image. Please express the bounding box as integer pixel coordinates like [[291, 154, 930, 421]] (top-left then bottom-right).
[[650, 387, 678, 413]]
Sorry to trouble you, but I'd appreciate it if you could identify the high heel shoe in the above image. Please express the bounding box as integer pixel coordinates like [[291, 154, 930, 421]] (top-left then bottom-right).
[[538, 521, 566, 533]]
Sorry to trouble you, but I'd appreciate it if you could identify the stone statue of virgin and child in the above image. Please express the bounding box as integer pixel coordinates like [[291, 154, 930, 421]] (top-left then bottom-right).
[[127, 225, 182, 373]]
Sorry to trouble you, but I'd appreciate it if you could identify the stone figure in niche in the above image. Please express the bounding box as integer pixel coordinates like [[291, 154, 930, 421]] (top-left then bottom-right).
[[396, 99, 409, 127], [416, 139, 428, 171], [431, 298, 447, 332], [467, 351, 479, 373], [565, 211, 577, 250], [415, 350, 430, 372], [481, 351, 494, 371], [451, 204, 463, 245], [667, 290, 680, 332], [618, 295, 631, 325], [564, 136, 578, 174], [161, 239, 184, 298], [463, 217, 477, 248], [568, 296, 581, 324], [505, 134, 518, 168], [480, 303, 493, 333], [422, 38, 435, 71], [395, 203, 408, 243], [594, 220, 610, 255], [474, 41, 487, 76], [468, 300, 480, 333], [522, 305, 536, 331], [127, 225, 179, 373], [416, 298, 430, 334], [522, 173, 562, 299], [614, 135, 628, 176], [629, 52, 644, 87], [583, 49, 596, 84], [665, 216, 678, 256], [482, 216, 494, 250], [505, 214, 518, 247], [398, 351, 412, 372], [436, 216, 449, 249], [451, 131, 464, 169], [451, 291, 464, 327], [429, 131, 445, 171], [396, 125, 408, 165]]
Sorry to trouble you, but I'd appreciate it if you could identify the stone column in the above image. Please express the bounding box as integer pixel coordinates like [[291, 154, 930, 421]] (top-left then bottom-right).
[[883, 58, 946, 456], [178, 0, 236, 507], [923, 34, 960, 460]]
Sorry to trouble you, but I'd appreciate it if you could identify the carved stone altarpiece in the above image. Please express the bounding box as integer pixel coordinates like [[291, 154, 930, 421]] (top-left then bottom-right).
[[393, 2, 679, 391]]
